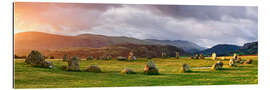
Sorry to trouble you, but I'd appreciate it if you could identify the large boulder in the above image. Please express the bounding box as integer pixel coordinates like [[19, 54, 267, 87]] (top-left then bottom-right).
[[121, 68, 136, 74], [211, 61, 223, 70], [86, 65, 102, 73], [229, 58, 237, 67], [244, 59, 253, 64], [67, 56, 80, 71], [180, 64, 192, 73], [144, 60, 159, 75], [25, 50, 45, 65], [25, 50, 54, 68]]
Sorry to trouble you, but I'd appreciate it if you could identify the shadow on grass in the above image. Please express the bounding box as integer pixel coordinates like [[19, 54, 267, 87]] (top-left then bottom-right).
[[188, 71, 211, 73], [218, 68, 241, 71]]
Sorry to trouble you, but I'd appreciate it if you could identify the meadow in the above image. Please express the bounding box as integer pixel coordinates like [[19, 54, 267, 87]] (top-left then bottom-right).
[[14, 56, 258, 88]]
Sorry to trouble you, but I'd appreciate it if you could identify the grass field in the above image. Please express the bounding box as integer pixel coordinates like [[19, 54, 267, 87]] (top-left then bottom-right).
[[14, 56, 258, 88]]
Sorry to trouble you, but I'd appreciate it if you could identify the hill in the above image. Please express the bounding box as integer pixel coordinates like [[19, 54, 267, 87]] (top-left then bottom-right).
[[14, 32, 193, 58], [14, 32, 203, 53], [197, 41, 258, 56], [145, 39, 205, 53], [14, 32, 115, 49], [236, 41, 258, 55], [15, 43, 190, 59], [197, 44, 241, 56]]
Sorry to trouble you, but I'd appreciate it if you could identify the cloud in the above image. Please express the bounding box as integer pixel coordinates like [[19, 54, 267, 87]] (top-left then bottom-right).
[[14, 2, 258, 48], [149, 5, 257, 22], [14, 2, 121, 35], [86, 5, 257, 47]]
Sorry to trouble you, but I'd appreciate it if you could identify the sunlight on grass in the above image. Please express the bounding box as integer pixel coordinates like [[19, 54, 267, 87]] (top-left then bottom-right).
[[14, 56, 258, 88]]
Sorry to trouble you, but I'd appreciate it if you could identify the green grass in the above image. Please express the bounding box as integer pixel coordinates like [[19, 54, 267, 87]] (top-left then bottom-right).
[[14, 57, 258, 88]]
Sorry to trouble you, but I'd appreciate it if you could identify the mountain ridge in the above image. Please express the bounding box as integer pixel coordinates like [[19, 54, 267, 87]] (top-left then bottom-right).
[[145, 39, 205, 53], [14, 31, 204, 53], [197, 42, 258, 56]]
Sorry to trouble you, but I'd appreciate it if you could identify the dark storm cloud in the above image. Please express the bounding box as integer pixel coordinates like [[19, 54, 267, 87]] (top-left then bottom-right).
[[89, 5, 258, 47], [148, 5, 257, 22]]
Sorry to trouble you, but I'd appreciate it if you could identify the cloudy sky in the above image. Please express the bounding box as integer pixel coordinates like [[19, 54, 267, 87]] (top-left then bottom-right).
[[14, 2, 258, 48]]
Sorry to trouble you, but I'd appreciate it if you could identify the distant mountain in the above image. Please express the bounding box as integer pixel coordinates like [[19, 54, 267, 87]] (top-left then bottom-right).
[[145, 39, 205, 53], [197, 44, 241, 56], [197, 41, 258, 56], [14, 32, 190, 58], [15, 32, 115, 49], [14, 32, 203, 53], [236, 41, 258, 55]]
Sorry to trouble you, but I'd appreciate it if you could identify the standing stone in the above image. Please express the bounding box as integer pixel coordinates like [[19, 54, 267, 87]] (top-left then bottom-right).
[[25, 50, 45, 65], [212, 53, 217, 60], [121, 68, 136, 74], [161, 48, 167, 58], [62, 54, 69, 62], [217, 61, 224, 67], [199, 54, 204, 59], [180, 64, 192, 73], [244, 59, 253, 64], [86, 56, 93, 61], [100, 55, 112, 60], [85, 65, 102, 73], [117, 56, 127, 61], [106, 55, 112, 60], [229, 58, 237, 67], [67, 56, 80, 71], [220, 57, 225, 60], [161, 52, 167, 58], [233, 53, 238, 60], [102, 56, 106, 60], [144, 60, 159, 75], [128, 50, 136, 61], [176, 52, 180, 59], [25, 50, 54, 68], [211, 61, 223, 70], [194, 54, 199, 59], [235, 58, 242, 63]]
